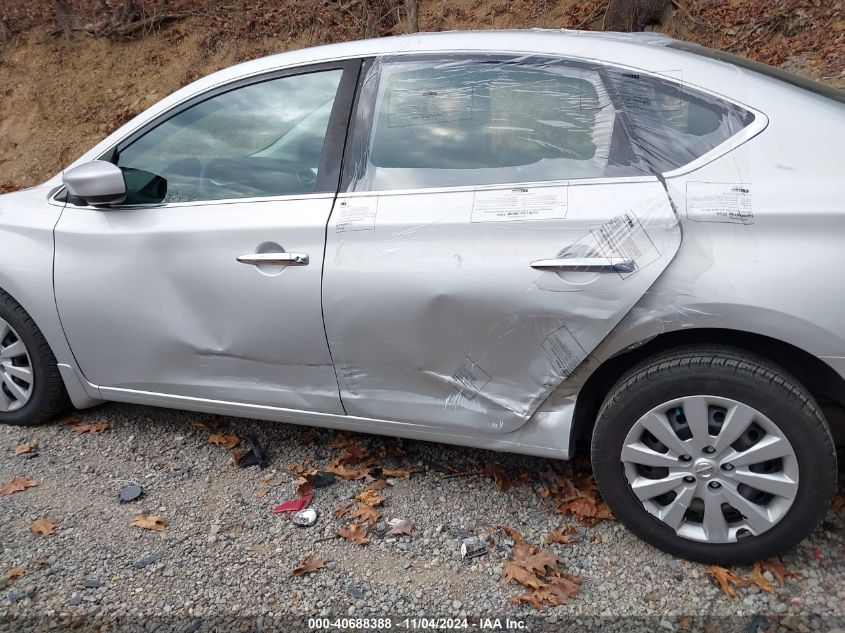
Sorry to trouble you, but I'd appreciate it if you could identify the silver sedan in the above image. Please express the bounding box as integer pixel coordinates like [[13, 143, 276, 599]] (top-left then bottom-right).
[[0, 29, 842, 564]]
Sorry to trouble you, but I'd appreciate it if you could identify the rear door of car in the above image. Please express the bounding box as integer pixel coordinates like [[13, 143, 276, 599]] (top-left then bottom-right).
[[321, 54, 682, 433]]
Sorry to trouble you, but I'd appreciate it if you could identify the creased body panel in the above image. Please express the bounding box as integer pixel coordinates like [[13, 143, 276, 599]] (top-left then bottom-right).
[[54, 198, 343, 413], [323, 179, 680, 432]]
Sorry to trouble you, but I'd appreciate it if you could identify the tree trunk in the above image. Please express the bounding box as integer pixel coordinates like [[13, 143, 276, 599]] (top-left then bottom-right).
[[53, 0, 76, 39], [604, 0, 672, 32], [405, 0, 419, 33]]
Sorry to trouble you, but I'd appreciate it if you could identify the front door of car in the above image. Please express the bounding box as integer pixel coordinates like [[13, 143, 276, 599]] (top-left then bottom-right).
[[322, 54, 682, 432], [54, 60, 360, 413]]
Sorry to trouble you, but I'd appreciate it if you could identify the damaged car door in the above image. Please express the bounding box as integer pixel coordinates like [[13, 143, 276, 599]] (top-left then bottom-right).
[[54, 61, 359, 412], [322, 55, 682, 432]]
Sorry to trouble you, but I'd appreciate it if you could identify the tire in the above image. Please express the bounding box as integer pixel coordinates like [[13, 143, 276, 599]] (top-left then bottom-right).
[[591, 345, 837, 564], [0, 290, 69, 426]]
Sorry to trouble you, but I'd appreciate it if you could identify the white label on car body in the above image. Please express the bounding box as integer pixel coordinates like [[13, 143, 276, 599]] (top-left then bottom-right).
[[449, 357, 493, 401], [685, 182, 754, 225], [471, 186, 568, 223], [590, 210, 660, 279], [335, 197, 379, 233], [541, 326, 587, 380]]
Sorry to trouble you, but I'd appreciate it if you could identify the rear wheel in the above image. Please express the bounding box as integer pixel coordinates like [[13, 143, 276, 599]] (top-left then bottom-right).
[[591, 346, 837, 564], [0, 291, 69, 426]]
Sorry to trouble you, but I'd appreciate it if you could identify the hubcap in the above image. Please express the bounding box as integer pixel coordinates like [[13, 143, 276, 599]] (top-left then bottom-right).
[[0, 317, 34, 412], [621, 395, 799, 543]]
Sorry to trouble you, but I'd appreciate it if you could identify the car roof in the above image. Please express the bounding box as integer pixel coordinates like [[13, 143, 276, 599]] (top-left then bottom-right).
[[164, 29, 750, 112], [215, 28, 677, 80]]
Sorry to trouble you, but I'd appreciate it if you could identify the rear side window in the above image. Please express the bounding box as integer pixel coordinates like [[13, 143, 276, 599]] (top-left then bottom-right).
[[345, 57, 636, 191], [606, 70, 756, 173], [345, 55, 756, 192]]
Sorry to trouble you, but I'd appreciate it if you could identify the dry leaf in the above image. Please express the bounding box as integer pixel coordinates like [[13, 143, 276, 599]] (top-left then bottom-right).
[[544, 572, 582, 603], [255, 487, 270, 499], [132, 514, 166, 532], [547, 526, 580, 545], [4, 568, 25, 580], [557, 496, 597, 518], [30, 518, 56, 536], [349, 503, 381, 527], [706, 565, 747, 597], [388, 518, 414, 536], [288, 461, 317, 476], [355, 489, 385, 507], [748, 562, 774, 593], [761, 557, 801, 585], [382, 467, 412, 478], [491, 524, 527, 544], [59, 416, 82, 425], [292, 554, 326, 576], [333, 500, 355, 519], [208, 433, 239, 449], [14, 442, 37, 456], [70, 422, 109, 435], [191, 420, 212, 431], [521, 550, 562, 576], [338, 443, 368, 465], [480, 463, 513, 490], [501, 560, 545, 589], [0, 475, 37, 496], [364, 479, 389, 491], [325, 457, 368, 481], [338, 522, 370, 545]]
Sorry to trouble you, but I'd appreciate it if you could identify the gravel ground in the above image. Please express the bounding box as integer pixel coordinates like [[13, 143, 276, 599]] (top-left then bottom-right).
[[1, 403, 843, 633]]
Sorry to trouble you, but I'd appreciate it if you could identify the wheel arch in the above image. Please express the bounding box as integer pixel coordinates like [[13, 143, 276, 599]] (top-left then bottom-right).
[[0, 281, 102, 410], [569, 328, 845, 456]]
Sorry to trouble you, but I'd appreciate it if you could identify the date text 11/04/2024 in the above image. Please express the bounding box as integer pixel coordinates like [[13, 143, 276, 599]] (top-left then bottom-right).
[[307, 618, 528, 629]]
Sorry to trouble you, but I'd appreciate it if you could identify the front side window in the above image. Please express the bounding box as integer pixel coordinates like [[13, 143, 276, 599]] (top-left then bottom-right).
[[346, 57, 633, 191], [116, 68, 344, 203]]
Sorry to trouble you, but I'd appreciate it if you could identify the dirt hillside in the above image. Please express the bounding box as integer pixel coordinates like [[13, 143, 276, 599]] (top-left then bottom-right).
[[1, 0, 843, 190]]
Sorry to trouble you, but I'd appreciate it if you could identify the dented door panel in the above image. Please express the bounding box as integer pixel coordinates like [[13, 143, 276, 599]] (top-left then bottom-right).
[[54, 198, 344, 413], [323, 178, 681, 432]]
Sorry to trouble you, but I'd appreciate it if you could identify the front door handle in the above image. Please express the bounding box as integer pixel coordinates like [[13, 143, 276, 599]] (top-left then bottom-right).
[[530, 257, 635, 273], [236, 252, 309, 266]]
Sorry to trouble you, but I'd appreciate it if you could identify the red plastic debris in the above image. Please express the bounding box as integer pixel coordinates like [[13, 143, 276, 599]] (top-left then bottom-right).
[[272, 492, 313, 514], [812, 548, 823, 562]]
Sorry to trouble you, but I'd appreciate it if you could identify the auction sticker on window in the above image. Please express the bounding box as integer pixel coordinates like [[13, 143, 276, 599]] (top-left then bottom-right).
[[450, 357, 493, 401], [686, 182, 754, 225], [542, 326, 587, 380], [388, 87, 473, 128], [590, 211, 660, 279], [335, 197, 379, 233], [471, 186, 568, 223]]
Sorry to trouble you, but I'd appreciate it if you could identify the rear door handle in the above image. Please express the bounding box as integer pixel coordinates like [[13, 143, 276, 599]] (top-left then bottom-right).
[[530, 257, 635, 273], [236, 252, 309, 266]]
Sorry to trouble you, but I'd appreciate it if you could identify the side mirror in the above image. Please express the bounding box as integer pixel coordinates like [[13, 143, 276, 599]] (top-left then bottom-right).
[[62, 160, 126, 206]]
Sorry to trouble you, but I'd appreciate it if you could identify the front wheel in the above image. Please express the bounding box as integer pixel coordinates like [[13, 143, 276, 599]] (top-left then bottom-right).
[[0, 290, 69, 425], [591, 346, 837, 564]]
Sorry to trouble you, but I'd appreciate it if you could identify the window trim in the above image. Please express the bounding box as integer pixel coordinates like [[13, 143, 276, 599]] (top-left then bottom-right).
[[60, 58, 362, 209], [340, 52, 767, 194]]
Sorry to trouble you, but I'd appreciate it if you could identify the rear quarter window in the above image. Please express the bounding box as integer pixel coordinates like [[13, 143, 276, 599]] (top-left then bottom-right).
[[605, 69, 756, 173]]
